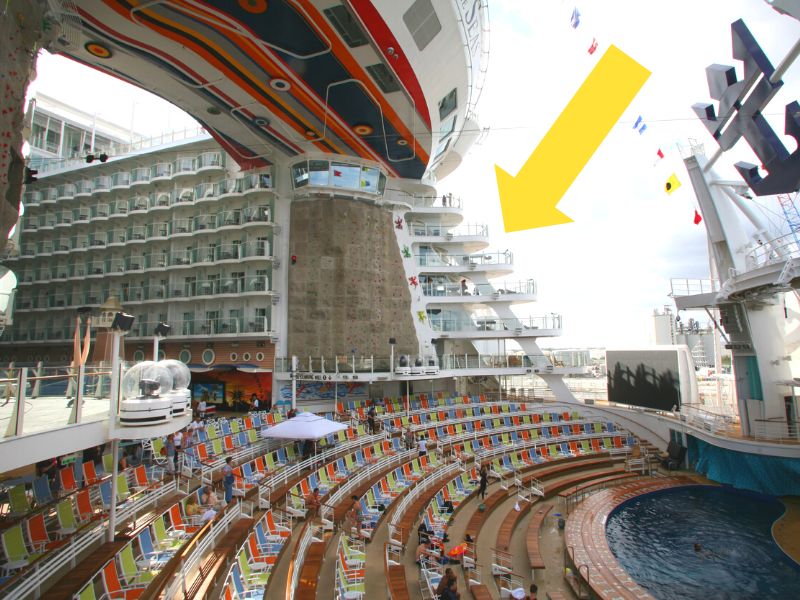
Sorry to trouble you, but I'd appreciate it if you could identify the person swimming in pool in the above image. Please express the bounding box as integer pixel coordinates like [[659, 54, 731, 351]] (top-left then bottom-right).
[[693, 543, 721, 558]]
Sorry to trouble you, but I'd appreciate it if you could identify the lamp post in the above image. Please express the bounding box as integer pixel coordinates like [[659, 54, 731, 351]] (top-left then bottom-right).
[[389, 337, 396, 375], [153, 321, 170, 360], [107, 312, 134, 543]]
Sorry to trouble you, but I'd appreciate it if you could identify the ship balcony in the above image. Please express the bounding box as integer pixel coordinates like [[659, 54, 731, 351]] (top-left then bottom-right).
[[272, 352, 578, 381], [21, 219, 37, 232], [56, 183, 76, 201], [171, 218, 192, 235], [416, 251, 514, 276], [406, 195, 464, 225], [41, 187, 58, 204], [53, 239, 70, 254], [106, 229, 127, 246], [86, 260, 105, 277], [215, 178, 243, 200], [129, 196, 148, 214], [88, 233, 106, 248], [148, 222, 170, 240], [92, 175, 112, 194], [23, 190, 41, 206], [38, 215, 56, 231], [196, 151, 225, 173], [127, 317, 272, 339], [74, 180, 93, 197], [36, 242, 53, 257], [240, 172, 273, 195], [54, 211, 72, 229], [20, 245, 35, 258], [194, 183, 217, 203], [423, 280, 537, 303], [410, 223, 489, 252], [428, 314, 562, 339], [73, 208, 90, 223], [127, 225, 148, 242], [149, 191, 173, 210], [110, 201, 129, 217], [150, 162, 173, 181], [172, 157, 197, 179], [90, 203, 110, 221], [130, 167, 151, 187], [111, 171, 131, 189]]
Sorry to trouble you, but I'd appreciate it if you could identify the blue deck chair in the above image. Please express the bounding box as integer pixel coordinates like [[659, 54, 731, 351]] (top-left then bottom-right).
[[32, 475, 53, 506]]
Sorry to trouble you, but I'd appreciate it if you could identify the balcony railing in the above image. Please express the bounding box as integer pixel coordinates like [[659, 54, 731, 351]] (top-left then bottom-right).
[[410, 223, 488, 237], [415, 251, 513, 267], [427, 314, 562, 333], [746, 232, 800, 267], [670, 278, 719, 297], [273, 353, 552, 373], [422, 280, 536, 297]]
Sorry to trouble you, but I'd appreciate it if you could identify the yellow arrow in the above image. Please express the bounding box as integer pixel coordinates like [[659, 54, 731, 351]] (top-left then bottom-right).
[[496, 45, 650, 232]]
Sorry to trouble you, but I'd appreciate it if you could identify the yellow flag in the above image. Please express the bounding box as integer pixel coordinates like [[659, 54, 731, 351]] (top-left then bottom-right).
[[665, 174, 681, 194]]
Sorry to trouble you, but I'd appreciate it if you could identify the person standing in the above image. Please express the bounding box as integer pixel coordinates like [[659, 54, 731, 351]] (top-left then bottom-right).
[[222, 457, 234, 503], [198, 397, 207, 419], [164, 434, 176, 474], [250, 393, 260, 410], [418, 435, 428, 457], [478, 463, 488, 499], [189, 416, 205, 444], [404, 427, 415, 451]]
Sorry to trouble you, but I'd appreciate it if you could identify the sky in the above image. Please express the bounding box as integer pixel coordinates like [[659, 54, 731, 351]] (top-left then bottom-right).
[[24, 0, 800, 349]]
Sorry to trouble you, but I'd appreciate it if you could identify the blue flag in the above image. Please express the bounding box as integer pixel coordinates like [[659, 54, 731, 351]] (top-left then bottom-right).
[[570, 7, 581, 28]]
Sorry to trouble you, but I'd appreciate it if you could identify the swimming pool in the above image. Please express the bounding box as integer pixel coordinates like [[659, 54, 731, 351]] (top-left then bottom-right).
[[605, 485, 800, 599]]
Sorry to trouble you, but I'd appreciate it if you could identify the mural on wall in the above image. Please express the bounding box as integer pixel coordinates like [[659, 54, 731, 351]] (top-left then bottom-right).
[[192, 371, 272, 410], [278, 381, 368, 405]]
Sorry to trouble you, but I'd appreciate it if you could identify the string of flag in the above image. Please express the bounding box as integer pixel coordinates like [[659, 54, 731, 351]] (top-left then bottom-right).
[[569, 5, 701, 226]]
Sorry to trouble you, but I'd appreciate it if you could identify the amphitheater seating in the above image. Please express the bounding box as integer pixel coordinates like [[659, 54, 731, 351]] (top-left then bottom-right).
[[496, 497, 532, 552]]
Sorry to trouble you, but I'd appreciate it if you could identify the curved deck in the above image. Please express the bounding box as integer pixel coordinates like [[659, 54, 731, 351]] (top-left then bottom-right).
[[564, 476, 695, 600]]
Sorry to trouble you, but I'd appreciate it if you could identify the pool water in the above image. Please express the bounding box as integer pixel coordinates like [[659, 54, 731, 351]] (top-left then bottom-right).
[[605, 485, 800, 599]]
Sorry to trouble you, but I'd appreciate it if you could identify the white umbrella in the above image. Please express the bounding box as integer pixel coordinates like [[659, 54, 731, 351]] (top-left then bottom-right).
[[260, 411, 348, 440]]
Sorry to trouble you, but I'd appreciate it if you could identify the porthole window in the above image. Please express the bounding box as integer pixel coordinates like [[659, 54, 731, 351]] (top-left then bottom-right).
[[133, 350, 145, 362], [242, 352, 251, 361], [255, 352, 264, 361], [230, 352, 238, 361], [202, 349, 215, 365], [179, 349, 192, 364], [157, 350, 166, 361]]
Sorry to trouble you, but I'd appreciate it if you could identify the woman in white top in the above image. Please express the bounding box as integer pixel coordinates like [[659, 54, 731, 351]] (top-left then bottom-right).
[[418, 437, 428, 457]]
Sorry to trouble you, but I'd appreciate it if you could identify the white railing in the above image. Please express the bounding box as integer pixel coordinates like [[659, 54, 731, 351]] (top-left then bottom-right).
[[319, 450, 411, 527], [0, 520, 106, 599], [34, 127, 210, 175], [409, 223, 487, 237], [422, 280, 536, 298], [273, 353, 555, 374], [288, 521, 324, 599], [746, 232, 800, 267], [389, 462, 460, 529], [162, 499, 249, 600], [428, 314, 561, 333], [669, 278, 719, 297], [257, 431, 386, 509], [415, 251, 512, 267]]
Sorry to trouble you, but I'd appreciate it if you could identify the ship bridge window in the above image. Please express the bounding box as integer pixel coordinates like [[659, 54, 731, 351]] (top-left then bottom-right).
[[292, 162, 309, 187], [439, 89, 457, 121], [440, 115, 457, 139], [403, 0, 441, 51], [365, 63, 401, 94], [324, 5, 369, 48], [331, 163, 360, 188], [290, 160, 386, 195], [309, 160, 330, 186]]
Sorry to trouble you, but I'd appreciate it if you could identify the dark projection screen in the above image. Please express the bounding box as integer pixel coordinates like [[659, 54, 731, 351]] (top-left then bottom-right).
[[606, 350, 681, 411]]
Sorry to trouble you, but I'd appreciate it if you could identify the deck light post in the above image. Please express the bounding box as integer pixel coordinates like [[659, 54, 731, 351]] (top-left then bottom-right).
[[107, 312, 134, 543], [153, 321, 170, 360]]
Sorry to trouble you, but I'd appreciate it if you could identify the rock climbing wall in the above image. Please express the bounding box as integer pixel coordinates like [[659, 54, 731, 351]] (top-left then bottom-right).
[[0, 0, 51, 255], [288, 197, 418, 359]]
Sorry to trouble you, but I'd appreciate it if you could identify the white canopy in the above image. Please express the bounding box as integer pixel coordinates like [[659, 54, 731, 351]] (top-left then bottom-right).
[[260, 411, 348, 440]]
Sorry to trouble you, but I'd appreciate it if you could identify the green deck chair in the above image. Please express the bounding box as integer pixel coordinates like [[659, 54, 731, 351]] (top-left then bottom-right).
[[119, 544, 154, 585], [8, 484, 30, 516], [56, 498, 78, 537]]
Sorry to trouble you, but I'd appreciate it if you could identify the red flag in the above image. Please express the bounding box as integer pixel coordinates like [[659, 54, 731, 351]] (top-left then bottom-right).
[[694, 210, 702, 225], [588, 39, 598, 54], [657, 149, 664, 159], [333, 169, 342, 177]]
